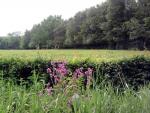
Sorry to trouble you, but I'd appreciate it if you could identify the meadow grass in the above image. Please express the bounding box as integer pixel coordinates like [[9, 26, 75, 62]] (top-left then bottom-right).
[[0, 49, 150, 62], [0, 73, 150, 113]]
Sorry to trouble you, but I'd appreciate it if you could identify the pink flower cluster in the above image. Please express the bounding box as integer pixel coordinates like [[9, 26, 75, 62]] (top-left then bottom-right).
[[46, 62, 69, 95], [47, 62, 68, 83], [73, 67, 93, 78], [45, 61, 93, 95], [73, 67, 93, 89]]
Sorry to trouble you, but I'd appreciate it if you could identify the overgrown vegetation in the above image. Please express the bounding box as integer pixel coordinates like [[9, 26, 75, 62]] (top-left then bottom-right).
[[0, 0, 150, 50], [1, 72, 150, 113], [0, 50, 150, 112]]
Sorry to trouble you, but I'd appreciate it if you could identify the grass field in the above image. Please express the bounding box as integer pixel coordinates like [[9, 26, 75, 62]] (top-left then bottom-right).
[[0, 50, 150, 62]]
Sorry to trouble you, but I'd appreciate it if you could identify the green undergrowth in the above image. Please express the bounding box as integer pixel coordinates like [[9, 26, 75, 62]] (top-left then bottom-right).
[[0, 76, 150, 113]]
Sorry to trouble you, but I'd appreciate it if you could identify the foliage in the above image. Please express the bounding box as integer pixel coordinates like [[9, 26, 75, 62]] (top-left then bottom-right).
[[96, 56, 150, 90], [1, 77, 150, 113]]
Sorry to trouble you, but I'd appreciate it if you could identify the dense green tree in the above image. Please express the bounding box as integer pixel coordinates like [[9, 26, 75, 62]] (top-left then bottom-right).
[[136, 0, 150, 19], [28, 16, 64, 49], [104, 0, 126, 49], [0, 35, 20, 49], [21, 30, 31, 49]]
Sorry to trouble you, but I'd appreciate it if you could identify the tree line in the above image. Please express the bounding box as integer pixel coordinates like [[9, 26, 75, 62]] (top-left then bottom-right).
[[0, 0, 150, 50]]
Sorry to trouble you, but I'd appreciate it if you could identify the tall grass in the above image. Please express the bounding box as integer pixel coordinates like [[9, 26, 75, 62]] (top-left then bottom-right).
[[0, 73, 150, 113]]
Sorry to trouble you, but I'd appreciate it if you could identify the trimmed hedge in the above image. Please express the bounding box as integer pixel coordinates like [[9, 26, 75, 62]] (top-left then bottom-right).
[[96, 56, 150, 89], [0, 56, 150, 88]]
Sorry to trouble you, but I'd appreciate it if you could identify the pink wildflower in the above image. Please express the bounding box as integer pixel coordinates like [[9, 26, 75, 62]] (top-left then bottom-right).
[[73, 68, 84, 78], [85, 68, 93, 76], [47, 68, 52, 74]]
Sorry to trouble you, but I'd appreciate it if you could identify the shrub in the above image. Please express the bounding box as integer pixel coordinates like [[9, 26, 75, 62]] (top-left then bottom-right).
[[96, 56, 150, 89], [0, 56, 150, 89]]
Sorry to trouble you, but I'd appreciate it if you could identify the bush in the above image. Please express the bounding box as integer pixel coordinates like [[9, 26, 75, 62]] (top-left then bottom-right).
[[0, 56, 150, 89], [97, 56, 150, 89]]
